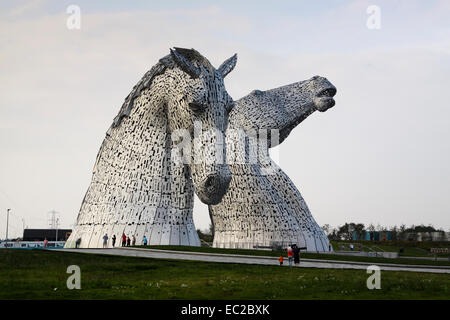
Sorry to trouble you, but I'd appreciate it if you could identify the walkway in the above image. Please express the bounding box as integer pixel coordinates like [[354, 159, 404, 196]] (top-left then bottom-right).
[[57, 247, 450, 274]]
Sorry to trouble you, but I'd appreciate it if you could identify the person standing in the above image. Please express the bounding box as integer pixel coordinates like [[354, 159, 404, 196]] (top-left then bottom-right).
[[122, 233, 126, 247], [287, 245, 293, 267], [112, 235, 116, 247], [43, 237, 48, 248], [126, 236, 131, 247], [278, 255, 284, 266], [103, 233, 108, 248], [142, 235, 148, 246], [75, 237, 81, 249], [132, 235, 136, 246], [292, 244, 300, 265]]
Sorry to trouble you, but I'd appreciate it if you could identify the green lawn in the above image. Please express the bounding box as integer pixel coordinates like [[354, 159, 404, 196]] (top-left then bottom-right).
[[0, 249, 449, 300], [134, 245, 450, 267], [330, 240, 450, 258]]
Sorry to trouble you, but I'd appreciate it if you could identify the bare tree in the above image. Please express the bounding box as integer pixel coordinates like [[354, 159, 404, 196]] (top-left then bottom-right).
[[322, 224, 331, 235]]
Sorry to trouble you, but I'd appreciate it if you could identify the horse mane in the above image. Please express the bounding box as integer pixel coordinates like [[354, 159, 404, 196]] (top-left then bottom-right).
[[111, 48, 214, 128]]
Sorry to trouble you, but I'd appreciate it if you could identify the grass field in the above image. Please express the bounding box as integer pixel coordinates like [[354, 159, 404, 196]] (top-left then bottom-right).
[[329, 240, 450, 258], [1, 249, 449, 300], [135, 245, 450, 267]]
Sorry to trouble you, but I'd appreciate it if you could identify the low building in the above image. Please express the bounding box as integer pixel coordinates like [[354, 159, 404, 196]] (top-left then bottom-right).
[[406, 231, 450, 242], [352, 231, 391, 241], [352, 230, 450, 242], [22, 229, 72, 241]]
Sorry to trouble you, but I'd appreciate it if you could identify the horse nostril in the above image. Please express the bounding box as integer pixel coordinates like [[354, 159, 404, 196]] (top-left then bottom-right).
[[318, 87, 336, 97], [204, 174, 230, 193], [198, 172, 231, 205], [205, 175, 217, 190]]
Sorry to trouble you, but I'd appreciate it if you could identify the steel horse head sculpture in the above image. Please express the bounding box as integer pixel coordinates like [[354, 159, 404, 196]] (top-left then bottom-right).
[[66, 47, 337, 251], [66, 48, 236, 248]]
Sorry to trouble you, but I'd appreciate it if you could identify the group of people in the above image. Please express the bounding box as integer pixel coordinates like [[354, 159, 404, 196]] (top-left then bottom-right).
[[102, 233, 148, 248], [279, 244, 302, 267], [341, 243, 361, 251]]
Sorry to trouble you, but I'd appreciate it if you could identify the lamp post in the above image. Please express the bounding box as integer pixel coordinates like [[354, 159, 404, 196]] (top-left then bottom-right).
[[55, 218, 59, 242], [6, 208, 11, 241]]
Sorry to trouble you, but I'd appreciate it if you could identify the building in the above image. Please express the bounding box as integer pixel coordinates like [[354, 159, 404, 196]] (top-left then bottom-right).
[[352, 230, 450, 242], [405, 231, 450, 242], [23, 229, 72, 241], [352, 231, 391, 241]]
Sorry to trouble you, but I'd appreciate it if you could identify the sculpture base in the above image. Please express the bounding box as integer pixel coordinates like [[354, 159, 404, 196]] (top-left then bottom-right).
[[65, 223, 201, 248], [212, 231, 331, 252]]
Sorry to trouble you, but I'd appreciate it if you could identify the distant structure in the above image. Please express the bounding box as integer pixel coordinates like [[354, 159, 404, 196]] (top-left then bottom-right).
[[66, 48, 337, 252], [353, 230, 450, 242], [352, 231, 392, 241], [23, 229, 72, 242]]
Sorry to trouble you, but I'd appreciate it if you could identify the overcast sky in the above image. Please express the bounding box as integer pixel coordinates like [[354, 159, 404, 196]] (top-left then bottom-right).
[[1, 0, 449, 238]]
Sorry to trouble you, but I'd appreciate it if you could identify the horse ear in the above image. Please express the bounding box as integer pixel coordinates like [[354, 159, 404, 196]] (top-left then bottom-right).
[[170, 48, 201, 79], [218, 53, 237, 78]]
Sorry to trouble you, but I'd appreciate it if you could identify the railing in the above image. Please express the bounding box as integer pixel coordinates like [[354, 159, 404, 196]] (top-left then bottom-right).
[[212, 241, 308, 251], [0, 241, 66, 249]]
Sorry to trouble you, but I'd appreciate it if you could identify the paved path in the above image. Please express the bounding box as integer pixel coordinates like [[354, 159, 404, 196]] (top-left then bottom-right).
[[57, 248, 450, 274]]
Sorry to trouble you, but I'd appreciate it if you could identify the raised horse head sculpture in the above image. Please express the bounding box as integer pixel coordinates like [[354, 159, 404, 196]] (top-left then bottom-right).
[[209, 75, 337, 251]]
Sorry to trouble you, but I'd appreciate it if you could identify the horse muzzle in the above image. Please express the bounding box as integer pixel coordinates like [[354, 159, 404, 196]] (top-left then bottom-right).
[[196, 171, 231, 205], [314, 82, 337, 112]]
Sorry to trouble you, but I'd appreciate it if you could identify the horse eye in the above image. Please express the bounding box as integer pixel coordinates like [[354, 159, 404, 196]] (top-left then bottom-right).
[[189, 102, 206, 113]]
